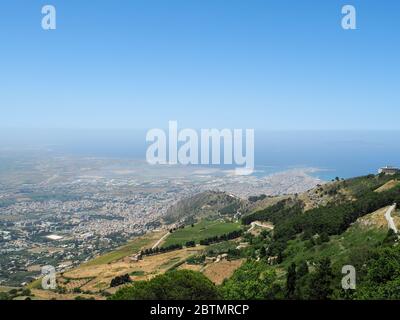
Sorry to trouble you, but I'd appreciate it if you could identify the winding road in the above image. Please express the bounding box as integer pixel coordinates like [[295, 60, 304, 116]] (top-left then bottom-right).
[[152, 232, 170, 249], [384, 203, 398, 234], [248, 221, 274, 232]]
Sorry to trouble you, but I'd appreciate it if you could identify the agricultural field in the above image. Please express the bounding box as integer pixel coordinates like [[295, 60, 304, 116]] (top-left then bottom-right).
[[202, 259, 245, 285], [31, 289, 103, 300], [162, 219, 242, 247], [60, 246, 204, 293]]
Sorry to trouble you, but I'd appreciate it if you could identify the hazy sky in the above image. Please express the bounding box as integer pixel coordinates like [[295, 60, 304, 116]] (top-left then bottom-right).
[[1, 0, 399, 130]]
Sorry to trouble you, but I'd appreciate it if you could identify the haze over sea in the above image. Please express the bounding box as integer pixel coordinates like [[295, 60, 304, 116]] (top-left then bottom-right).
[[1, 129, 400, 181]]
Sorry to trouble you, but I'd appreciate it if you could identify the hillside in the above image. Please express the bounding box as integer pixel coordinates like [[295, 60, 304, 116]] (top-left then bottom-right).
[[162, 219, 241, 247], [8, 172, 400, 301], [164, 191, 244, 224]]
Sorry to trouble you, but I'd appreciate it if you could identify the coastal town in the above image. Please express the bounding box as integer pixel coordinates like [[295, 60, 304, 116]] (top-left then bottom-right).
[[0, 154, 323, 287]]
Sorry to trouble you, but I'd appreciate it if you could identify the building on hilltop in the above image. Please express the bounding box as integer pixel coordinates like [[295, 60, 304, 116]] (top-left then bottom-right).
[[379, 166, 400, 175]]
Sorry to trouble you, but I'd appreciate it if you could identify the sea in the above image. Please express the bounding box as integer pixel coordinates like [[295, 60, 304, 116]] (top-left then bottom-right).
[[1, 129, 400, 182]]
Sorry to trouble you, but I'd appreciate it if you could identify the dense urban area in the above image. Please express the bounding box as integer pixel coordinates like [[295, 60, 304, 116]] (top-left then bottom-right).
[[0, 153, 321, 286]]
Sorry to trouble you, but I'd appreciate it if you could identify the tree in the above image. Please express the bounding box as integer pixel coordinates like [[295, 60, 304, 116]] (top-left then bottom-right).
[[221, 261, 280, 299], [9, 289, 17, 295], [286, 263, 297, 299], [295, 260, 310, 299], [296, 260, 309, 279], [260, 230, 269, 239], [319, 232, 330, 243], [356, 247, 400, 299], [110, 274, 132, 287], [110, 270, 220, 300], [21, 288, 31, 296], [0, 292, 10, 300], [308, 258, 334, 300], [383, 229, 397, 245], [185, 241, 196, 247]]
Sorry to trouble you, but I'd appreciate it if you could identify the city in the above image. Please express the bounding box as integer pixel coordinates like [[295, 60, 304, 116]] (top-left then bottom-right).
[[0, 152, 322, 287]]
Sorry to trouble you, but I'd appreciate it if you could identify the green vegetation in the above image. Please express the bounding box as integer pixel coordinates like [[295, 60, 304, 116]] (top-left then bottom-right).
[[257, 175, 400, 258], [282, 224, 387, 269], [220, 261, 282, 300], [344, 173, 398, 197], [205, 241, 239, 257], [44, 172, 400, 300], [199, 230, 242, 245], [355, 246, 400, 299], [242, 198, 304, 225], [141, 244, 183, 257], [0, 287, 33, 300], [129, 270, 145, 276], [219, 202, 240, 215], [75, 296, 95, 300], [162, 220, 241, 247], [248, 194, 267, 203], [110, 270, 220, 300], [164, 191, 241, 223], [110, 274, 132, 287], [219, 173, 400, 300], [186, 255, 205, 265]]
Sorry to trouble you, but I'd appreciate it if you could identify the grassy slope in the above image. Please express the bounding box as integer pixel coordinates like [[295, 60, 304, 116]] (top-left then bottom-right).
[[162, 220, 241, 247], [28, 232, 162, 290], [282, 224, 387, 270], [84, 232, 162, 266], [278, 175, 399, 271], [375, 179, 400, 193]]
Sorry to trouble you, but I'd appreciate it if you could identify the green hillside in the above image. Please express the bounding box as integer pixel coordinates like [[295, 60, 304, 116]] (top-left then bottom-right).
[[17, 172, 400, 301], [164, 191, 243, 223], [112, 172, 400, 300], [162, 219, 241, 247]]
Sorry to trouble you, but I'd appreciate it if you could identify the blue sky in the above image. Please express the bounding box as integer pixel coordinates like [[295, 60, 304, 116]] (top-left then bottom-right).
[[0, 0, 399, 130]]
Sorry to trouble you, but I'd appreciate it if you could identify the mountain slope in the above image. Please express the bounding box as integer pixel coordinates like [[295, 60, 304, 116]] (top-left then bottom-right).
[[20, 172, 400, 300], [164, 191, 244, 223]]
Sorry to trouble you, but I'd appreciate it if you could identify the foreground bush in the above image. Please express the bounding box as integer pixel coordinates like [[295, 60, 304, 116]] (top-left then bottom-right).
[[109, 270, 220, 300]]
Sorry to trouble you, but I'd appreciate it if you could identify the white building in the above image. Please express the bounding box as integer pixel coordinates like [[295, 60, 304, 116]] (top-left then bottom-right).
[[379, 166, 400, 175]]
